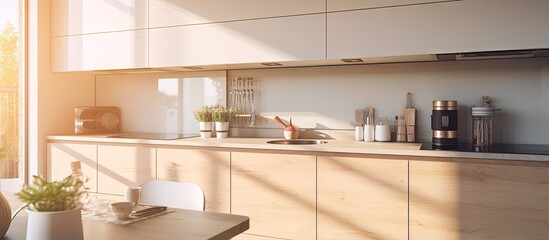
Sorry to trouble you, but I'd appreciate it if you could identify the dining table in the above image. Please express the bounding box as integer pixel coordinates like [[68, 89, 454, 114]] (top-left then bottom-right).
[[2, 192, 249, 240]]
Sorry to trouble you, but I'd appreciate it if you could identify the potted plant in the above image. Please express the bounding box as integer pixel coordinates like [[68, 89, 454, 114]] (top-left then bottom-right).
[[0, 192, 10, 238], [212, 105, 235, 138], [15, 175, 87, 240], [193, 106, 214, 138]]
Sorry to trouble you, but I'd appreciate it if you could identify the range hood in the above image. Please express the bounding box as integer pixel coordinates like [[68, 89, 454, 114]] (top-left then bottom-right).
[[436, 49, 549, 61]]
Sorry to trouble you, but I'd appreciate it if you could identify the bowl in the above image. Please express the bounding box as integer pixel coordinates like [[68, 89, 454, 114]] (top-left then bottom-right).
[[110, 202, 133, 219]]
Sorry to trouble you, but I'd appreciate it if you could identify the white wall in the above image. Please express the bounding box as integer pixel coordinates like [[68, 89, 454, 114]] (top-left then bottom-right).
[[28, 0, 95, 180], [228, 58, 549, 144], [94, 57, 549, 144]]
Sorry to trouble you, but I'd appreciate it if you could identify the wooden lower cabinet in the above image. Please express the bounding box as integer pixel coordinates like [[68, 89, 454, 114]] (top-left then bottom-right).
[[156, 148, 230, 213], [317, 156, 409, 240], [97, 145, 156, 195], [231, 152, 316, 240], [47, 143, 98, 192], [409, 161, 549, 240]]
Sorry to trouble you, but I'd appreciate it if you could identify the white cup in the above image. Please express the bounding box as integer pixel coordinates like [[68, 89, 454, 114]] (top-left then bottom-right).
[[91, 197, 109, 215], [110, 202, 134, 220], [355, 126, 364, 141], [124, 187, 141, 208]]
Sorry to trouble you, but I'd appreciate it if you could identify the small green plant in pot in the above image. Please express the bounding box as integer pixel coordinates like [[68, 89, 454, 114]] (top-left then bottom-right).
[[212, 105, 235, 138], [16, 175, 87, 240], [212, 105, 236, 123], [17, 175, 86, 211], [193, 106, 214, 138]]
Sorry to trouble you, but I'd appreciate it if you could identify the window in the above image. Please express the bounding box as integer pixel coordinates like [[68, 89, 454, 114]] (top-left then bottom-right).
[[0, 0, 25, 189]]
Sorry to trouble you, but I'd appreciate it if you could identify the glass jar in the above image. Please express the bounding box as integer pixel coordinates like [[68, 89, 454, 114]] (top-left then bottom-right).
[[472, 107, 499, 147]]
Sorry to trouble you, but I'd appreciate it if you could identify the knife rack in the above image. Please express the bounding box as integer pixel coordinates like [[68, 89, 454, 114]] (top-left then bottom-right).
[[229, 77, 256, 127]]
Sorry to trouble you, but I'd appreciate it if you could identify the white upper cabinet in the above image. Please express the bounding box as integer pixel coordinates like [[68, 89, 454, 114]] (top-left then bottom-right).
[[52, 30, 148, 71], [149, 14, 326, 67], [327, 0, 451, 12], [149, 0, 325, 28], [327, 0, 549, 59], [52, 0, 148, 36]]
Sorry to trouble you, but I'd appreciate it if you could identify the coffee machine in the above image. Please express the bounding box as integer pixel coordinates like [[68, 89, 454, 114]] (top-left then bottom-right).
[[431, 100, 458, 146]]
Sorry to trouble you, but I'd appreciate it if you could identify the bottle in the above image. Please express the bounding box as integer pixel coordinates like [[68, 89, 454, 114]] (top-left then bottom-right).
[[364, 117, 375, 142], [70, 161, 90, 209]]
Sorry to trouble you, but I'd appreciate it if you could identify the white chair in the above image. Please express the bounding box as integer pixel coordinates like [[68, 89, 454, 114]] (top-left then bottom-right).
[[139, 180, 205, 211]]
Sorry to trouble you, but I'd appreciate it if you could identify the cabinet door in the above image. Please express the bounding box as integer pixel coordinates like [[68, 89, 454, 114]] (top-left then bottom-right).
[[156, 148, 230, 213], [410, 161, 549, 240], [327, 0, 549, 59], [327, 0, 450, 12], [52, 30, 148, 72], [47, 143, 97, 192], [52, 0, 148, 36], [317, 156, 408, 240], [150, 0, 325, 28], [97, 145, 156, 195], [149, 14, 325, 68], [232, 152, 316, 240]]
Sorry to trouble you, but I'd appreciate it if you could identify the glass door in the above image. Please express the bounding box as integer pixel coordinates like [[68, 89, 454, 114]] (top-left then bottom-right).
[[0, 0, 25, 190]]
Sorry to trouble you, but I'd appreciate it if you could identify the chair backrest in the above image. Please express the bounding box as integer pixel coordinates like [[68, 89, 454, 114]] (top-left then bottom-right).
[[139, 180, 205, 211]]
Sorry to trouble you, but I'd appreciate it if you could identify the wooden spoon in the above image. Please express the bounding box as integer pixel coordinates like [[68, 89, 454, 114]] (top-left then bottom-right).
[[273, 116, 288, 128]]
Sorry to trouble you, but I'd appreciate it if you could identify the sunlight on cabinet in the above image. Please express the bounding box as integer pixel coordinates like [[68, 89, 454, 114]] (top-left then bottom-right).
[[97, 145, 156, 195], [47, 143, 98, 192], [318, 156, 408, 240], [232, 152, 316, 240], [410, 161, 549, 240], [156, 149, 230, 213]]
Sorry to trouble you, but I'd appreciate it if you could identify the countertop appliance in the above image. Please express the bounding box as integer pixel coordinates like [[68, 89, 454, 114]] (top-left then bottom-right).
[[431, 100, 457, 146], [420, 143, 549, 155], [75, 106, 120, 134]]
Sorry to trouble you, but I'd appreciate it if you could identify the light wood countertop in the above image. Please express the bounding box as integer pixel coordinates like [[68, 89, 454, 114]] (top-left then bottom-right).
[[46, 135, 549, 163]]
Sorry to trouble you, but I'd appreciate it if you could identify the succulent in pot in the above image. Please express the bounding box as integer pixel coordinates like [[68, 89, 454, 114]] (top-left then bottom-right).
[[193, 105, 214, 123], [212, 105, 235, 138], [211, 105, 236, 123], [15, 175, 87, 240], [193, 106, 214, 138]]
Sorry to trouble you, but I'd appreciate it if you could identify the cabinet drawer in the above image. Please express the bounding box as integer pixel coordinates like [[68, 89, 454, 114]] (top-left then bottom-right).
[[318, 156, 408, 240], [231, 152, 316, 240], [52, 30, 148, 71], [52, 0, 148, 36], [47, 143, 98, 193], [409, 161, 549, 240], [328, 0, 452, 12], [149, 14, 325, 67], [149, 0, 325, 28], [156, 149, 230, 213], [97, 145, 155, 195], [327, 0, 549, 59]]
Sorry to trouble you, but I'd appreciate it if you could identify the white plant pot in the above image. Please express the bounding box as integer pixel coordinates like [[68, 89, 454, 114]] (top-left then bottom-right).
[[0, 192, 10, 238], [215, 122, 229, 138], [198, 122, 213, 138], [26, 207, 84, 240]]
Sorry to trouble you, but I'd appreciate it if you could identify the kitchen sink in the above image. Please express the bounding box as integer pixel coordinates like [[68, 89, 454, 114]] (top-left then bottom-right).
[[266, 139, 328, 145]]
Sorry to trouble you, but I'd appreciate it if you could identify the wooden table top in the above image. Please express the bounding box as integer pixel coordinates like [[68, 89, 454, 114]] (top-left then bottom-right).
[[3, 193, 249, 240]]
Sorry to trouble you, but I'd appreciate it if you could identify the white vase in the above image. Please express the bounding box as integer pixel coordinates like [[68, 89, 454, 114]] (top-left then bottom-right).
[[26, 207, 84, 240], [0, 192, 11, 238], [199, 122, 213, 138], [215, 122, 229, 138]]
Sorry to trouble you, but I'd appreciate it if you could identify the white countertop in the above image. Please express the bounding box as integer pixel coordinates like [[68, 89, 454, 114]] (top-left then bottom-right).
[[47, 135, 549, 162]]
